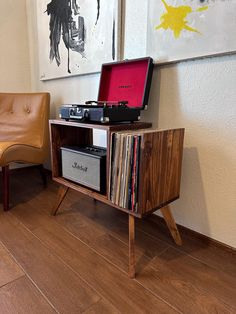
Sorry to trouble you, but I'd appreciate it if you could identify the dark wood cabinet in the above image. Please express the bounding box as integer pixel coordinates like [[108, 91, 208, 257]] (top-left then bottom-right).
[[49, 119, 185, 278]]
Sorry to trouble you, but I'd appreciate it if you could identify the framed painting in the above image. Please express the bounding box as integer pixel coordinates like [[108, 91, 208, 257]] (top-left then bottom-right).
[[37, 0, 121, 80], [147, 0, 236, 63]]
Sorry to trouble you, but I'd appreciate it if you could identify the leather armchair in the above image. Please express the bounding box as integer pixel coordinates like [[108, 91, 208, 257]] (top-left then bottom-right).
[[0, 92, 50, 211]]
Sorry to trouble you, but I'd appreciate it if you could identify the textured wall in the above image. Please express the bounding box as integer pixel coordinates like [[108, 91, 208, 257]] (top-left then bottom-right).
[[26, 0, 236, 248], [0, 0, 31, 92], [143, 57, 236, 248]]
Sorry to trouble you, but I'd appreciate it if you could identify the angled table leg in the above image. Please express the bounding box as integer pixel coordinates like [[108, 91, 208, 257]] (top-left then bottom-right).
[[129, 214, 135, 279], [160, 205, 182, 246], [51, 185, 69, 216]]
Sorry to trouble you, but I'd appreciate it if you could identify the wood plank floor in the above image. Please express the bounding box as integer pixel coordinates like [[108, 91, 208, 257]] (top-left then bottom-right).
[[0, 167, 235, 313]]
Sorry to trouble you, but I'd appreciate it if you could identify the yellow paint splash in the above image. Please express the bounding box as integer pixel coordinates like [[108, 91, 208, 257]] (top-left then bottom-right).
[[196, 6, 208, 12], [156, 0, 207, 39]]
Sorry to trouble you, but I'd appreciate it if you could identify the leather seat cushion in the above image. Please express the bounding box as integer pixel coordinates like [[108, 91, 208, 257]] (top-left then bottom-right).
[[0, 141, 47, 166], [0, 93, 50, 167]]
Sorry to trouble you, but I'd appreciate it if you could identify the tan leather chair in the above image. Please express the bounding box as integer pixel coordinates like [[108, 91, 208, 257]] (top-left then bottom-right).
[[0, 92, 50, 211]]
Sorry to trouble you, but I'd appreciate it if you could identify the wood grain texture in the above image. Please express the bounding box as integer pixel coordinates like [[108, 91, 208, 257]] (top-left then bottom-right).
[[0, 276, 56, 314], [0, 242, 24, 287], [49, 120, 153, 218], [138, 267, 234, 313], [11, 186, 236, 313], [49, 122, 184, 224], [138, 214, 236, 278], [82, 298, 120, 314], [49, 117, 185, 278], [138, 247, 236, 313], [12, 196, 168, 274], [8, 209, 177, 313], [51, 185, 69, 216], [1, 168, 236, 314], [47, 196, 165, 266], [0, 212, 100, 314], [50, 119, 152, 131], [129, 214, 136, 278], [160, 206, 182, 246], [53, 177, 142, 217], [33, 227, 177, 313], [50, 123, 93, 178], [138, 128, 185, 214]]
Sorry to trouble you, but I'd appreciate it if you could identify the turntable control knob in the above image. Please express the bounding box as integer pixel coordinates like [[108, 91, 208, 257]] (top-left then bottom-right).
[[84, 109, 89, 119], [70, 108, 76, 116]]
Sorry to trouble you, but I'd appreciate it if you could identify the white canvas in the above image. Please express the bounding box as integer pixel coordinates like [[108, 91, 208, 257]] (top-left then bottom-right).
[[37, 0, 121, 80], [147, 0, 236, 62]]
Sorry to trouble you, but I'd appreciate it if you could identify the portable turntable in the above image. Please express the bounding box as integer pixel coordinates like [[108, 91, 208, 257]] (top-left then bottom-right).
[[60, 57, 154, 123]]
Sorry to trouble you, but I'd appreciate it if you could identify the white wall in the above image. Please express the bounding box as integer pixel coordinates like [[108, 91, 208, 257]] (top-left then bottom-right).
[[26, 1, 236, 248], [0, 1, 31, 92], [143, 57, 236, 249]]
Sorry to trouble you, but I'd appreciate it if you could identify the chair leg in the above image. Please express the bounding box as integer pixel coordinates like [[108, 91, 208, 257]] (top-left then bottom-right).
[[38, 164, 47, 187], [2, 165, 10, 211]]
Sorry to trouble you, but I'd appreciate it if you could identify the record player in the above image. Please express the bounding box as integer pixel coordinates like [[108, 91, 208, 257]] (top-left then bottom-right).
[[60, 57, 154, 123]]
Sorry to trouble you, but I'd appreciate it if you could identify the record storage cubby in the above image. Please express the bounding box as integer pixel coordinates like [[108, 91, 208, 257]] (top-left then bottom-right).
[[49, 119, 185, 278]]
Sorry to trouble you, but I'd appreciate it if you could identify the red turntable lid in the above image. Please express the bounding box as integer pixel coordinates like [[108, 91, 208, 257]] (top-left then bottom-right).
[[97, 57, 154, 110]]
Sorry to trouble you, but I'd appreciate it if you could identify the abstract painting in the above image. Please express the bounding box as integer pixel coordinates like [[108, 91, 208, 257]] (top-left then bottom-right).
[[147, 0, 236, 62], [37, 0, 121, 80]]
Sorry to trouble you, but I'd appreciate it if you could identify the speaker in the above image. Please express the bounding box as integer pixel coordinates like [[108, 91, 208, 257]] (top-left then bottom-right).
[[61, 146, 106, 193]]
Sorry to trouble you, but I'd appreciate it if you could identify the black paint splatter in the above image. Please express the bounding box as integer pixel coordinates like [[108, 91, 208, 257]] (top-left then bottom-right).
[[95, 0, 100, 25], [46, 0, 85, 74]]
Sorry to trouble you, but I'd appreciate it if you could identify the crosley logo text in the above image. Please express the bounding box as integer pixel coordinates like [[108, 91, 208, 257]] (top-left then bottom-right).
[[72, 162, 88, 172], [118, 85, 132, 89]]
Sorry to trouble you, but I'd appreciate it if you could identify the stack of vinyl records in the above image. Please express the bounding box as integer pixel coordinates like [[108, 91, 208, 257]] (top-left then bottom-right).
[[109, 132, 141, 212]]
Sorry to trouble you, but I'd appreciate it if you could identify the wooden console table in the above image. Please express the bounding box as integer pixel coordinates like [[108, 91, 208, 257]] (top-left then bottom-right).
[[49, 119, 185, 278]]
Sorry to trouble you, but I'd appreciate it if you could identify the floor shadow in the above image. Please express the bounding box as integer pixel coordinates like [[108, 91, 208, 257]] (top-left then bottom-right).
[[0, 166, 51, 210]]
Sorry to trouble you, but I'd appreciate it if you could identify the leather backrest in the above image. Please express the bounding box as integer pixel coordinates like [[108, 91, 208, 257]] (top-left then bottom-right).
[[0, 93, 50, 148]]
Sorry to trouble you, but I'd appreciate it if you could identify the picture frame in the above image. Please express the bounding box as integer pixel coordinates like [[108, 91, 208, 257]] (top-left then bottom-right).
[[36, 0, 121, 80], [147, 0, 236, 63]]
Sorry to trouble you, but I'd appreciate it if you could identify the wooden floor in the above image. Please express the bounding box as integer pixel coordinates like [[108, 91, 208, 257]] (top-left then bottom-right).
[[0, 168, 236, 314]]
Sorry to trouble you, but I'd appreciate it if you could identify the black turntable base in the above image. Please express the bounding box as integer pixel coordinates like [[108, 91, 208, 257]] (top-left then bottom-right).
[[59, 102, 141, 124]]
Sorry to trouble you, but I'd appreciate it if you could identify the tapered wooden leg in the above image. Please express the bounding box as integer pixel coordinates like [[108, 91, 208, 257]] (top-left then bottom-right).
[[160, 205, 182, 246], [2, 166, 10, 212], [129, 214, 135, 279], [51, 185, 69, 216]]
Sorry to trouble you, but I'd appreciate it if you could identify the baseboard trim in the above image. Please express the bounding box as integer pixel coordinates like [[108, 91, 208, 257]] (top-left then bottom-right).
[[150, 214, 236, 253]]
